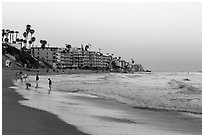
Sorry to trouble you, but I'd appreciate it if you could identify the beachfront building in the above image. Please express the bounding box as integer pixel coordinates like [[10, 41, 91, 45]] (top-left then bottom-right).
[[30, 46, 144, 72], [55, 48, 111, 69], [119, 60, 126, 69], [31, 47, 58, 65]]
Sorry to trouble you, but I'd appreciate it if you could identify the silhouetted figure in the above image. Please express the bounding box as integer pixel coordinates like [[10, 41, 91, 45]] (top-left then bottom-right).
[[48, 78, 52, 90], [26, 82, 31, 90], [35, 74, 39, 88]]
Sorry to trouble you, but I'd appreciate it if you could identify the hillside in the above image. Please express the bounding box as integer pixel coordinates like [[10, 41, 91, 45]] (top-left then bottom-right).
[[2, 43, 51, 69]]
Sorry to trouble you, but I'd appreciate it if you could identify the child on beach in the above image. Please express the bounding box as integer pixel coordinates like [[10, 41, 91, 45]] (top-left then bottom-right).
[[25, 82, 31, 90], [35, 74, 39, 88]]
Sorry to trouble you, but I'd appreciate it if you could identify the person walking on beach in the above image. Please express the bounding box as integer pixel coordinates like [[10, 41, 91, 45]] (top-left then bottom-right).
[[48, 78, 52, 90], [20, 72, 24, 83], [48, 78, 52, 93], [35, 74, 39, 88]]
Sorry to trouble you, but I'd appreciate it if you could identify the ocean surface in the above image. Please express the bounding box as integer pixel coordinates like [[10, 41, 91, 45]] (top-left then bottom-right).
[[11, 72, 202, 134]]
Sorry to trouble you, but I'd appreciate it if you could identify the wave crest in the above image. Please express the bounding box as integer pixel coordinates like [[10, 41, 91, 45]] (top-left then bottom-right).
[[167, 79, 201, 94]]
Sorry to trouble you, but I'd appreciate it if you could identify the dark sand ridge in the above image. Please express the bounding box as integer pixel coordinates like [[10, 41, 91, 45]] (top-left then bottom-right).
[[2, 68, 89, 135]]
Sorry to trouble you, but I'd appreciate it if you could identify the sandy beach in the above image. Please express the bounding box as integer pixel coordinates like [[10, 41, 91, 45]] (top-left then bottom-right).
[[2, 68, 88, 135], [6, 69, 202, 135], [2, 67, 202, 135]]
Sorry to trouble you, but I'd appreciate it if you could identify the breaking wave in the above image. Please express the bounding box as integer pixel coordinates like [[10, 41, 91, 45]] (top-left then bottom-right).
[[167, 79, 201, 95]]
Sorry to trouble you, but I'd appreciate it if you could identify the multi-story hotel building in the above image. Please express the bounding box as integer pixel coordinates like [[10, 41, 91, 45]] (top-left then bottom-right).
[[31, 47, 58, 65], [31, 46, 144, 71], [55, 48, 111, 69]]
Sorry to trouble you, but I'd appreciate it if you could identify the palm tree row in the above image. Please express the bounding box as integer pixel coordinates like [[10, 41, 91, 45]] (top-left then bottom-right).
[[2, 29, 19, 43], [3, 24, 136, 70]]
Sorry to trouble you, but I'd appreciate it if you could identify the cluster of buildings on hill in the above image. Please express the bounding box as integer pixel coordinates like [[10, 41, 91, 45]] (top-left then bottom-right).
[[2, 26, 145, 72], [30, 46, 144, 72]]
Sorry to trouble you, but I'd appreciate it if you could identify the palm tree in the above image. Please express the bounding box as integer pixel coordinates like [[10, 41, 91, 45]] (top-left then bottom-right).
[[23, 40, 27, 48], [2, 29, 6, 42], [40, 40, 47, 49], [25, 25, 31, 47], [131, 59, 134, 64], [85, 45, 89, 51], [5, 29, 10, 39], [30, 29, 35, 37], [23, 32, 28, 47], [111, 54, 114, 58], [43, 40, 47, 47], [40, 40, 43, 48], [31, 37, 36, 47], [29, 40, 32, 49], [65, 44, 72, 53], [26, 24, 31, 34], [23, 32, 27, 38], [20, 39, 24, 50]]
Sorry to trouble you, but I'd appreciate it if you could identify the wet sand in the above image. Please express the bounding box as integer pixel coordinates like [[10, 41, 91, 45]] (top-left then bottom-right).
[[2, 68, 88, 135], [71, 94, 201, 134]]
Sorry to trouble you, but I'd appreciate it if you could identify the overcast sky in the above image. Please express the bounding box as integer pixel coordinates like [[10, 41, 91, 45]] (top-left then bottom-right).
[[2, 2, 202, 72]]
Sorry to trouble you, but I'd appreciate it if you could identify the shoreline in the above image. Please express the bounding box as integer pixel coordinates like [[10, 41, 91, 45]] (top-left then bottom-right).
[[2, 68, 88, 135], [13, 83, 201, 134], [16, 67, 202, 115]]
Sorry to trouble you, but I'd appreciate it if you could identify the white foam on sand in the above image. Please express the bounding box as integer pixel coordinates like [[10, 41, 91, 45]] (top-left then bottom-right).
[[10, 72, 202, 134]]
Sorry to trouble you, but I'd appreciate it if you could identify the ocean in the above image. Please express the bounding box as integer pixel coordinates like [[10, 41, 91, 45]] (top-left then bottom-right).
[[11, 72, 202, 134]]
